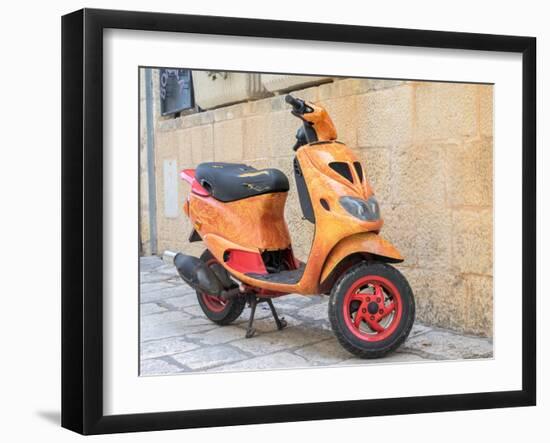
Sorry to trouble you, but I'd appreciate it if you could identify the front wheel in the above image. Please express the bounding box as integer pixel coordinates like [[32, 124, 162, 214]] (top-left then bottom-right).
[[328, 262, 415, 358]]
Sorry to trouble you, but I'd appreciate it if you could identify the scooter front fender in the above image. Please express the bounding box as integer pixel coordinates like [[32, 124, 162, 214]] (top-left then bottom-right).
[[320, 232, 404, 286]]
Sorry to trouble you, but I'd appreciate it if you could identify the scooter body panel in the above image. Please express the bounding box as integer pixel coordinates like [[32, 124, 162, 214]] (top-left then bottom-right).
[[188, 191, 292, 251], [286, 142, 387, 294], [185, 188, 300, 293], [319, 232, 404, 285]]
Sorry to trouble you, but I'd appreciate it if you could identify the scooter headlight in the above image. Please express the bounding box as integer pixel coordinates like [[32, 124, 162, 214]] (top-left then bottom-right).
[[339, 196, 380, 221]]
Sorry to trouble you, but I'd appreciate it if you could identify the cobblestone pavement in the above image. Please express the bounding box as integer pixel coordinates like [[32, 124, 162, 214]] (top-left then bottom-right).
[[140, 256, 493, 375]]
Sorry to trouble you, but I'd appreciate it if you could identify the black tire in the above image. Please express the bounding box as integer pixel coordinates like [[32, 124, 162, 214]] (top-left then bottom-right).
[[328, 261, 415, 358], [196, 250, 246, 325]]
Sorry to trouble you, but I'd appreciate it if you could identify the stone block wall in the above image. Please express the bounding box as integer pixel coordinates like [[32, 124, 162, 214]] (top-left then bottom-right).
[[140, 71, 493, 337]]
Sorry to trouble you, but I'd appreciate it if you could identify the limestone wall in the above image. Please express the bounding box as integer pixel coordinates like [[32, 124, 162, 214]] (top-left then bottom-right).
[[140, 72, 493, 337]]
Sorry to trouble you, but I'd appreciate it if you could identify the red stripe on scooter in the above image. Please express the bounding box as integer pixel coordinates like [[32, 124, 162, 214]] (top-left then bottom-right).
[[225, 250, 267, 274]]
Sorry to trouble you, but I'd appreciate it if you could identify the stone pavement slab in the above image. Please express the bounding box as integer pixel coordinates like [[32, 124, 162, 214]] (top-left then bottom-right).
[[141, 302, 168, 316], [230, 325, 332, 356], [141, 319, 215, 341], [141, 336, 199, 360], [294, 339, 354, 365], [140, 285, 194, 303], [337, 351, 429, 366], [139, 256, 493, 375], [140, 256, 165, 272], [172, 345, 249, 370], [141, 310, 191, 326], [140, 357, 183, 375], [210, 351, 309, 372], [162, 295, 198, 309], [401, 329, 493, 360], [187, 326, 251, 346]]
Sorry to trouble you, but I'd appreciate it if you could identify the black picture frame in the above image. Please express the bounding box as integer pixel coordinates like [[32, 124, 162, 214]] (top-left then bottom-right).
[[61, 8, 536, 435]]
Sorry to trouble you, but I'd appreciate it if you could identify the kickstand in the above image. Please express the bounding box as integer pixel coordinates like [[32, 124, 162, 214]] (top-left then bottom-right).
[[244, 296, 288, 339], [266, 298, 288, 331], [245, 296, 258, 338]]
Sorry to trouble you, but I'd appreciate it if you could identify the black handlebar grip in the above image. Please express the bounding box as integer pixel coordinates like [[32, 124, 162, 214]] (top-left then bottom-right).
[[285, 94, 302, 109]]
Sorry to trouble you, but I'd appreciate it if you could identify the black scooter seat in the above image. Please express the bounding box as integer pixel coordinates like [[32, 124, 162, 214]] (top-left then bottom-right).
[[195, 162, 289, 202]]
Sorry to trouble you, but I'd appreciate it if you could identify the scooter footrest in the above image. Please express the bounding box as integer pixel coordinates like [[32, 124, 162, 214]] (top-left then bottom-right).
[[246, 263, 305, 285]]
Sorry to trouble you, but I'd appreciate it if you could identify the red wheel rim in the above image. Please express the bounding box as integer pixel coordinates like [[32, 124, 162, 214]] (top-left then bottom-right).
[[200, 259, 228, 313], [342, 275, 403, 342]]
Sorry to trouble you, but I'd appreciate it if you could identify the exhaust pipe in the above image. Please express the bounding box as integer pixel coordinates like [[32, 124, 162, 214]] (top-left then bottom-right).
[[174, 253, 239, 298]]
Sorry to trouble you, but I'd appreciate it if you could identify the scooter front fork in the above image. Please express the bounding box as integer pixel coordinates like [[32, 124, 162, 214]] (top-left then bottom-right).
[[245, 295, 288, 338]]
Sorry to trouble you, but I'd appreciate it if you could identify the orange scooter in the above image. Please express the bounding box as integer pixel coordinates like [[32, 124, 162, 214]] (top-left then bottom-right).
[[176, 95, 415, 358]]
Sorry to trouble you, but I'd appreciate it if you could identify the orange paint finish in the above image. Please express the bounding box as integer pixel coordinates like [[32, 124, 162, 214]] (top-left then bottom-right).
[[305, 141, 374, 198], [286, 143, 387, 294], [188, 191, 291, 252], [202, 233, 257, 260], [319, 232, 404, 284], [302, 103, 338, 141]]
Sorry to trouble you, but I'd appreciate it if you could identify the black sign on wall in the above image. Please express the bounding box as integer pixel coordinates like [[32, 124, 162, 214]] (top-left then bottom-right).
[[159, 69, 194, 115]]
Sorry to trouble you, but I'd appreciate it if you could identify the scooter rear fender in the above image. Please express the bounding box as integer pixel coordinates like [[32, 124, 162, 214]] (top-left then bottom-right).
[[319, 232, 404, 287]]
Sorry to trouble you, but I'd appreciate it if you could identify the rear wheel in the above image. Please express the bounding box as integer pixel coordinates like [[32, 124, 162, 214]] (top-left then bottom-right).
[[196, 250, 246, 325], [329, 262, 415, 358]]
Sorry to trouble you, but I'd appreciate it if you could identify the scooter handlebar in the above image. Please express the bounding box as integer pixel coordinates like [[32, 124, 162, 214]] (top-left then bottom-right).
[[285, 94, 306, 113]]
